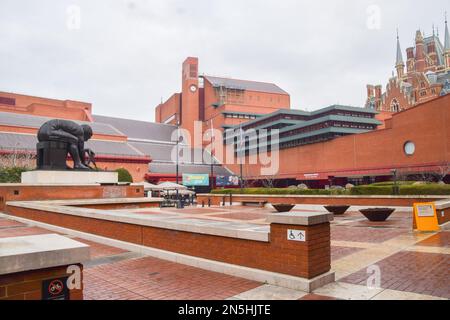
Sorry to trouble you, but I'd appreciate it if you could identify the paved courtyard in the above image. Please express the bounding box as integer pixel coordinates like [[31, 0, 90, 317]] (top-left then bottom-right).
[[0, 204, 448, 300]]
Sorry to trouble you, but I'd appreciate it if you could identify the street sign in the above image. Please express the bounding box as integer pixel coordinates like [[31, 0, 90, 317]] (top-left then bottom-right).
[[287, 229, 306, 242]]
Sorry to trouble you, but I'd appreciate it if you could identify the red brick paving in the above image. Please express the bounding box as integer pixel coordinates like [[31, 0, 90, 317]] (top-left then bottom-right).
[[299, 294, 339, 300], [163, 208, 227, 214], [0, 226, 53, 238], [83, 257, 261, 300], [416, 232, 450, 248], [345, 217, 413, 229], [0, 219, 26, 229], [331, 226, 406, 243], [72, 238, 129, 259], [331, 246, 363, 261], [340, 251, 450, 299], [210, 212, 268, 221]]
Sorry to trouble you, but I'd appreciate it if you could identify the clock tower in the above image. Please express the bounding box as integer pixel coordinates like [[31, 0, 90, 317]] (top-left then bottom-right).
[[181, 57, 200, 144]]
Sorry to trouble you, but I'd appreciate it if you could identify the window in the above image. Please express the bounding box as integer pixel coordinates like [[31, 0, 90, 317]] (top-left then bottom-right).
[[404, 141, 416, 156]]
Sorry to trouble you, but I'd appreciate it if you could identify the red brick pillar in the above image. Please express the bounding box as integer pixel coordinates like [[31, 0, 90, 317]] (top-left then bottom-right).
[[267, 212, 333, 279], [0, 234, 89, 300]]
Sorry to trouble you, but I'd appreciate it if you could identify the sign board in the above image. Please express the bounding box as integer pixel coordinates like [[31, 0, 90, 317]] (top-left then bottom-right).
[[287, 229, 306, 242], [182, 174, 210, 187], [42, 276, 70, 300], [216, 175, 240, 187], [413, 203, 439, 232]]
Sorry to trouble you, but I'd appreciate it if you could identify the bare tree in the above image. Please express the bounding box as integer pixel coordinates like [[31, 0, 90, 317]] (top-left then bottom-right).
[[261, 175, 277, 188], [0, 149, 36, 170], [434, 162, 450, 182]]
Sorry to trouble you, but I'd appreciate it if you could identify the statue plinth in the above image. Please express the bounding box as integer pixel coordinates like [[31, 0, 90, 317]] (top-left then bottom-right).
[[21, 170, 119, 185]]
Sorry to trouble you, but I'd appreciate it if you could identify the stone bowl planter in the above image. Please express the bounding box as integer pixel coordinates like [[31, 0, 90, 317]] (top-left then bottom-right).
[[324, 205, 350, 215], [272, 204, 295, 213], [359, 208, 396, 222]]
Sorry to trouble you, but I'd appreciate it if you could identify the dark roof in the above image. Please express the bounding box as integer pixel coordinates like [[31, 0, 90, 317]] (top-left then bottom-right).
[[234, 105, 378, 130], [93, 115, 176, 143], [149, 162, 232, 176], [203, 76, 288, 95], [0, 132, 143, 157], [0, 111, 123, 136], [130, 142, 219, 164]]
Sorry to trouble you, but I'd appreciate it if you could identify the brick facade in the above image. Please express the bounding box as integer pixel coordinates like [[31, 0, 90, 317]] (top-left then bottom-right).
[[0, 264, 83, 300], [5, 205, 331, 279]]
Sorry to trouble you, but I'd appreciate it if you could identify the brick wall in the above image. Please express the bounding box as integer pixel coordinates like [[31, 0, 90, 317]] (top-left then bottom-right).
[[0, 185, 144, 211], [6, 205, 331, 279], [197, 194, 448, 208], [0, 264, 83, 300]]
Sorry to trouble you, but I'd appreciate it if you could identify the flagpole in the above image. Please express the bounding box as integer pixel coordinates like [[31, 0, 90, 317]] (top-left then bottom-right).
[[239, 124, 244, 193], [210, 120, 215, 192]]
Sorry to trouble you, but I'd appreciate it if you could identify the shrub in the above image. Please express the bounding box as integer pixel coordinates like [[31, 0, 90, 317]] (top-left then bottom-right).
[[350, 183, 450, 195], [212, 183, 450, 196], [211, 188, 347, 196], [115, 168, 133, 183], [0, 167, 30, 183]]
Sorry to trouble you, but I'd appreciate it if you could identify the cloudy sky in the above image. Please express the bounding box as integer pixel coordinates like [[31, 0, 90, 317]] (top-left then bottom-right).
[[0, 0, 448, 121]]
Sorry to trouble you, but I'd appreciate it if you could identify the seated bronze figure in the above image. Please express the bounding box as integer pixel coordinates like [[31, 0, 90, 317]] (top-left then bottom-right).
[[36, 119, 95, 170]]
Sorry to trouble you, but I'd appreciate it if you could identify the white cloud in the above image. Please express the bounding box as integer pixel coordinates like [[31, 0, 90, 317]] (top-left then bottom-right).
[[0, 0, 448, 121]]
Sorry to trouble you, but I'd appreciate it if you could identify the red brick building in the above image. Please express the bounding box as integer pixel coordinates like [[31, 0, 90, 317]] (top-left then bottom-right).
[[156, 57, 291, 143], [0, 91, 229, 182], [366, 21, 450, 113]]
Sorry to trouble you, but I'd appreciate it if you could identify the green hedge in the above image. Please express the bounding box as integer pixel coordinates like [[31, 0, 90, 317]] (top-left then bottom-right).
[[350, 184, 450, 196], [212, 183, 450, 196], [0, 167, 30, 183], [211, 188, 346, 196], [115, 168, 133, 183]]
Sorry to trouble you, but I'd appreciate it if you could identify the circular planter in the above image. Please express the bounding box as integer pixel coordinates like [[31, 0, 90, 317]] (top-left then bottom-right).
[[359, 208, 396, 222], [324, 205, 350, 215], [272, 204, 295, 213]]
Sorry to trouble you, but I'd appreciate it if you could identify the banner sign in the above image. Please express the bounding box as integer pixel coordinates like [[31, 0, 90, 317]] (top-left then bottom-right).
[[182, 174, 210, 187], [216, 176, 240, 187]]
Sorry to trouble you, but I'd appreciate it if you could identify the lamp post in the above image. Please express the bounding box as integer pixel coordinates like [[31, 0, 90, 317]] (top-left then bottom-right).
[[176, 118, 180, 207], [392, 169, 399, 195]]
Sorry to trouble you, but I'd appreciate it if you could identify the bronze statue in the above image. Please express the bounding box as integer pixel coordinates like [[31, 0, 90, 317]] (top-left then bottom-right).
[[37, 119, 95, 170]]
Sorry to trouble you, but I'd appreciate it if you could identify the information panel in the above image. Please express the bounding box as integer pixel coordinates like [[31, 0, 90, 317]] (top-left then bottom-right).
[[413, 203, 439, 232], [216, 176, 240, 187], [182, 174, 210, 187]]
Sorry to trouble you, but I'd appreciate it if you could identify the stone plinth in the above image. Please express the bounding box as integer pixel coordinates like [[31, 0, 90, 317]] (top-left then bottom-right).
[[0, 234, 89, 300], [21, 170, 118, 185]]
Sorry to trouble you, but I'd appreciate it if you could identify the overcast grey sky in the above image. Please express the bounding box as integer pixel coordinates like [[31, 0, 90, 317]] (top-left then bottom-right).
[[0, 0, 448, 121]]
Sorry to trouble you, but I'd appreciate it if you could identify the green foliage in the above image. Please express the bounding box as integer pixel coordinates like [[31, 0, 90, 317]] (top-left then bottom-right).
[[212, 182, 450, 196], [115, 168, 133, 183], [0, 167, 30, 183], [350, 183, 450, 195], [211, 188, 347, 196]]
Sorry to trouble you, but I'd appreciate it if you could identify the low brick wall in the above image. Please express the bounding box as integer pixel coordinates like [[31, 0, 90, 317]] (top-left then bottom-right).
[[6, 205, 331, 280], [0, 264, 83, 300], [198, 194, 449, 208], [0, 184, 144, 211], [436, 207, 450, 225], [67, 202, 160, 210]]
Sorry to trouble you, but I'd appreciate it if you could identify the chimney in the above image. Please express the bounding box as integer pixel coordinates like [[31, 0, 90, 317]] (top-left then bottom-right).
[[375, 85, 382, 100]]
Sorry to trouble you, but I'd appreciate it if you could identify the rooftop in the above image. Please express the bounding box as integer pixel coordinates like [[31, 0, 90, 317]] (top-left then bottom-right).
[[203, 75, 289, 95]]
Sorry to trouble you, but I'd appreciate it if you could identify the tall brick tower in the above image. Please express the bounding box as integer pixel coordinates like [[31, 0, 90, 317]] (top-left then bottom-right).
[[445, 17, 450, 70], [414, 30, 426, 72], [181, 57, 200, 144], [395, 33, 405, 79]]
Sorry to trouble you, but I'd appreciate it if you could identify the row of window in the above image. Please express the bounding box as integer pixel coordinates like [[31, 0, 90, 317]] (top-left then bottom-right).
[[224, 113, 258, 120]]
